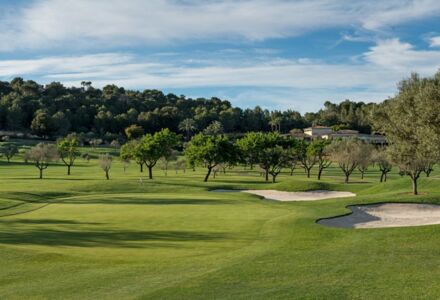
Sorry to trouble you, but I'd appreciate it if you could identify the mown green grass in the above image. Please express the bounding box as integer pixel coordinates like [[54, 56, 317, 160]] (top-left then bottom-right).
[[0, 143, 439, 299]]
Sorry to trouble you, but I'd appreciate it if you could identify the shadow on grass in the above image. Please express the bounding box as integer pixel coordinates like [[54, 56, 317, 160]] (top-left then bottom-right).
[[0, 219, 103, 225], [150, 179, 268, 190], [57, 198, 235, 205], [0, 229, 230, 247], [8, 177, 96, 181], [1, 192, 73, 202]]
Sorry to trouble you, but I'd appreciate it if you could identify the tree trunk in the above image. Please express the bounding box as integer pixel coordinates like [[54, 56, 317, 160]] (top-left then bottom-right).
[[67, 165, 71, 175], [139, 163, 143, 173], [361, 171, 364, 180], [380, 172, 384, 182], [306, 168, 311, 178], [265, 169, 269, 182], [204, 167, 212, 182], [39, 168, 43, 179], [344, 173, 349, 183], [317, 168, 323, 180], [105, 170, 109, 180], [412, 177, 418, 195], [272, 174, 277, 183], [384, 173, 387, 182], [148, 166, 153, 179]]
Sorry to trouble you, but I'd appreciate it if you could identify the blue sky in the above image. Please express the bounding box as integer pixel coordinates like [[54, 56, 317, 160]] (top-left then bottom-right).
[[0, 0, 440, 112]]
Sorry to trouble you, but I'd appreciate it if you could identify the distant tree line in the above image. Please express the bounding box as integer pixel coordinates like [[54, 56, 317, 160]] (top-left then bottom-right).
[[1, 71, 438, 195], [0, 78, 376, 142]]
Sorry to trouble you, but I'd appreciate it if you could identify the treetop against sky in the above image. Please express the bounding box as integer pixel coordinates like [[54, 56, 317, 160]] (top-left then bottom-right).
[[0, 0, 439, 112]]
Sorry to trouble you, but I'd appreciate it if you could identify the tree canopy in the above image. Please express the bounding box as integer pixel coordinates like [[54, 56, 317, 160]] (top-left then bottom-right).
[[0, 78, 376, 142], [373, 71, 440, 194], [185, 133, 234, 182]]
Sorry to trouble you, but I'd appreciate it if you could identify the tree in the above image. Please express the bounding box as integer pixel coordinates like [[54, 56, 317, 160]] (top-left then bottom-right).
[[99, 154, 112, 180], [357, 143, 374, 179], [124, 124, 144, 140], [237, 132, 284, 182], [110, 140, 121, 149], [52, 111, 71, 136], [0, 143, 18, 162], [153, 128, 179, 162], [422, 159, 435, 177], [31, 111, 54, 138], [269, 113, 282, 132], [373, 148, 392, 182], [298, 140, 317, 178], [254, 133, 286, 182], [120, 140, 144, 172], [266, 145, 289, 183], [328, 139, 363, 183], [178, 118, 197, 141], [27, 143, 59, 179], [203, 121, 224, 136], [81, 152, 91, 163], [89, 138, 103, 148], [310, 140, 331, 180], [175, 158, 187, 174], [122, 157, 130, 173], [236, 132, 261, 170], [131, 128, 179, 179], [57, 135, 80, 175], [373, 72, 440, 194], [284, 137, 300, 176], [185, 133, 234, 182]]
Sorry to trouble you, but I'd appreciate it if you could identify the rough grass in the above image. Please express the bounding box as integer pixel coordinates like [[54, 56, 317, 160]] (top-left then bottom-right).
[[0, 144, 439, 299]]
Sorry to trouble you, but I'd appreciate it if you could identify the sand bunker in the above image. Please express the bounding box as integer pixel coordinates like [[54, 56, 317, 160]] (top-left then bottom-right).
[[212, 189, 355, 201], [318, 203, 440, 228]]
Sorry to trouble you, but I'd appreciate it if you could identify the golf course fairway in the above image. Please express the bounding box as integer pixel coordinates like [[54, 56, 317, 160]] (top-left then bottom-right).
[[1, 155, 440, 299]]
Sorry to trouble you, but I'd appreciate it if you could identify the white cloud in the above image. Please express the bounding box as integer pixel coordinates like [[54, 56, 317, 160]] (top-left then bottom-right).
[[1, 38, 439, 111], [430, 36, 440, 47], [360, 0, 440, 30], [364, 38, 440, 74], [0, 0, 439, 51]]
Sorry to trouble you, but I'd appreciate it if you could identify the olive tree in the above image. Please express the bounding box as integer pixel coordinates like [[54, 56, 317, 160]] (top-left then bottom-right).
[[99, 154, 112, 180], [328, 139, 363, 183], [0, 143, 18, 162], [284, 137, 300, 176], [265, 146, 289, 183], [297, 140, 317, 178], [309, 139, 331, 180], [422, 159, 435, 177], [357, 143, 374, 180], [373, 72, 440, 194], [373, 148, 392, 182], [27, 143, 59, 179]]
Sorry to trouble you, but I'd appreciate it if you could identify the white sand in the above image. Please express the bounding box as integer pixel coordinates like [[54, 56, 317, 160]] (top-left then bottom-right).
[[318, 203, 440, 228], [242, 190, 355, 201], [212, 189, 355, 201]]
